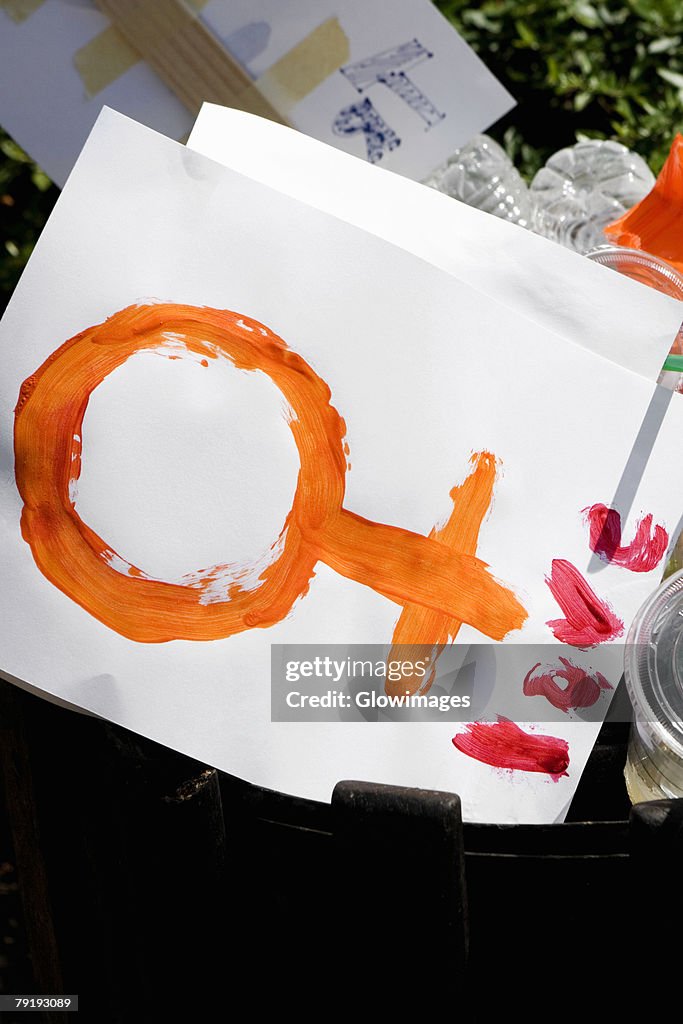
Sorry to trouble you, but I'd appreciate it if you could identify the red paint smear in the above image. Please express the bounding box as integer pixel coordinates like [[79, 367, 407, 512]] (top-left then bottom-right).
[[545, 559, 624, 647], [452, 717, 569, 779], [583, 503, 668, 572], [523, 657, 612, 713]]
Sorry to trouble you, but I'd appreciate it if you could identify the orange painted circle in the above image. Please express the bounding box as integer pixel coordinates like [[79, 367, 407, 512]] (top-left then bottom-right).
[[14, 303, 348, 642]]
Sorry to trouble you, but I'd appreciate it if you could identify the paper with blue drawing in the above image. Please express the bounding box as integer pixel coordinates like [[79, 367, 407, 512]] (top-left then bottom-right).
[[0, 0, 514, 185]]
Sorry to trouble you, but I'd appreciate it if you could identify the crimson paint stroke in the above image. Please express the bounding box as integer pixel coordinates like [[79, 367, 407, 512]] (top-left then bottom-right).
[[546, 559, 624, 647], [452, 717, 569, 778], [523, 657, 612, 713], [584, 502, 668, 572]]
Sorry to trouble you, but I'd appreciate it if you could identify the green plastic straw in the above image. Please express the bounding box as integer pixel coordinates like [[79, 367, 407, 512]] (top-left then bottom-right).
[[663, 353, 683, 373]]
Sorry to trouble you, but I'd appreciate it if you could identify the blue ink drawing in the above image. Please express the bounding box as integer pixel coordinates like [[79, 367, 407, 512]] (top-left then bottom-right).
[[339, 39, 445, 128], [332, 98, 401, 164]]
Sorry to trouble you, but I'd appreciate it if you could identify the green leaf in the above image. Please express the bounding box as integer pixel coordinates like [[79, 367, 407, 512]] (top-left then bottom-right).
[[575, 50, 592, 75], [463, 9, 501, 32], [30, 169, 52, 192], [648, 36, 681, 54], [0, 139, 30, 163], [657, 67, 683, 90], [514, 19, 538, 48], [572, 2, 601, 29]]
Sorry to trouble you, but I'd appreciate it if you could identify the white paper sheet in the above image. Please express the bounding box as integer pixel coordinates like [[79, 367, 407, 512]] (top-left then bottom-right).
[[1, 109, 682, 823], [0, 0, 513, 186], [188, 104, 683, 382]]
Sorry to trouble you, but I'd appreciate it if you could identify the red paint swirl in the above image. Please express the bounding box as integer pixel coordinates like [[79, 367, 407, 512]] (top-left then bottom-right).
[[583, 503, 668, 572], [523, 657, 612, 713], [452, 717, 569, 778], [545, 559, 623, 647]]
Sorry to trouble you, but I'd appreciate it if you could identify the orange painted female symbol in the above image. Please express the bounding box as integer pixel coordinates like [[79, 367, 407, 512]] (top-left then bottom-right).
[[14, 303, 527, 643]]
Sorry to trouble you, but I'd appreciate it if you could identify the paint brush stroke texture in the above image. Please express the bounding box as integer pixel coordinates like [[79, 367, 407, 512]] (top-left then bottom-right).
[[523, 657, 612, 713], [583, 502, 668, 572], [545, 559, 624, 647], [385, 450, 498, 697], [452, 717, 569, 778], [14, 302, 527, 644]]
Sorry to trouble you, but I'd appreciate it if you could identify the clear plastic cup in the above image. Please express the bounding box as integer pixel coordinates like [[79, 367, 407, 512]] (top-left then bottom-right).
[[585, 245, 683, 578], [584, 245, 683, 391], [624, 570, 683, 802], [584, 244, 683, 299]]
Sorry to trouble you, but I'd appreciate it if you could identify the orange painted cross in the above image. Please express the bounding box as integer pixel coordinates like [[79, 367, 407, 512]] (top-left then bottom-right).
[[14, 303, 527, 644]]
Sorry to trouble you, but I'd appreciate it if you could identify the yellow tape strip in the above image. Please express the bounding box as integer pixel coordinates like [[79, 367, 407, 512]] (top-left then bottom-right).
[[91, 2, 347, 122], [243, 16, 349, 114], [74, 0, 211, 97], [73, 24, 140, 98], [94, 0, 285, 122], [0, 0, 45, 23]]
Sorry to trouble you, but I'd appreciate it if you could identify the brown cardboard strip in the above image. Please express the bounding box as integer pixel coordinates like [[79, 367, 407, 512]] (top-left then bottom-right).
[[95, 0, 285, 122], [74, 0, 211, 98]]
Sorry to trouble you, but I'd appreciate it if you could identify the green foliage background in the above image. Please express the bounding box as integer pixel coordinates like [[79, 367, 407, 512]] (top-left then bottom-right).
[[0, 130, 58, 314], [2, 0, 683, 313], [436, 0, 683, 176]]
